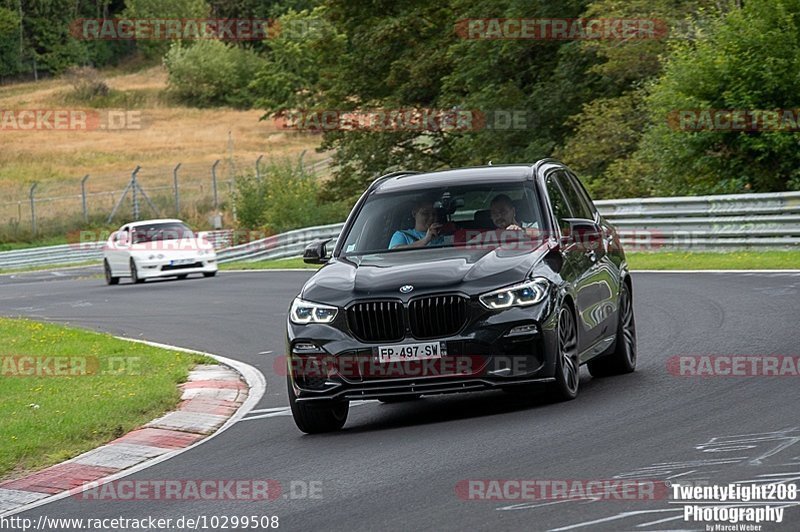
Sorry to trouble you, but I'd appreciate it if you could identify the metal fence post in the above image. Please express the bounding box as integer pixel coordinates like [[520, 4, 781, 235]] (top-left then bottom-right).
[[173, 163, 181, 216], [228, 180, 236, 222], [131, 166, 141, 221], [29, 183, 37, 235], [81, 175, 89, 223], [256, 154, 263, 181], [211, 160, 220, 211]]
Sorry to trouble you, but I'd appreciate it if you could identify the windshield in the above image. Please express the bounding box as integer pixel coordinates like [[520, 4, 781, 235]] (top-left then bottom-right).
[[131, 222, 195, 244], [340, 181, 543, 256]]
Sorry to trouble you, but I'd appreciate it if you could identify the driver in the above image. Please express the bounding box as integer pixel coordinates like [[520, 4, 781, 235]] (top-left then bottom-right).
[[389, 199, 447, 249], [489, 194, 539, 238]]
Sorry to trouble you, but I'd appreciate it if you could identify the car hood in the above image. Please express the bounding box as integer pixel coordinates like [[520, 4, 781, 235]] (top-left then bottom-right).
[[301, 243, 549, 305]]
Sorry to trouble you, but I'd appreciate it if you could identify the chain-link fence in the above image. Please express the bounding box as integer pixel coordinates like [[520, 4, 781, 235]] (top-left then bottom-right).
[[0, 154, 332, 242]]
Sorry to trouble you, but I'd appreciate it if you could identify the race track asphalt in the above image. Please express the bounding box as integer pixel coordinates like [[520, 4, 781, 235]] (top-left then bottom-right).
[[1, 269, 798, 531]]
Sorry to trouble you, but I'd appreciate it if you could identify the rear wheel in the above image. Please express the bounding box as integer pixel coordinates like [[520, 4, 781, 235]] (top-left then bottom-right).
[[103, 260, 119, 285], [551, 305, 580, 401], [588, 283, 636, 377], [287, 376, 348, 433], [177, 274, 188, 280], [130, 259, 145, 284], [203, 271, 217, 278]]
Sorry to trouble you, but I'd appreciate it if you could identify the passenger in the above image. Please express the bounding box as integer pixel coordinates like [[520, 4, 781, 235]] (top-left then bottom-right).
[[388, 200, 446, 249]]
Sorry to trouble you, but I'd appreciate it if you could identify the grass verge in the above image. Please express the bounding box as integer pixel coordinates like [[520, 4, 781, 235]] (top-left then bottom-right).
[[221, 251, 800, 271], [626, 250, 800, 270], [219, 257, 318, 270], [0, 260, 100, 275], [0, 318, 213, 480]]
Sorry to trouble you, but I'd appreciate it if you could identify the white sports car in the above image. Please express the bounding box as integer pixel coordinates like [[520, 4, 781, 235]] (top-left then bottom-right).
[[102, 219, 218, 285]]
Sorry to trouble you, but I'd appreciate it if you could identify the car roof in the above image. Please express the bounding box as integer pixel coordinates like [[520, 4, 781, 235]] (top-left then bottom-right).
[[125, 219, 186, 228], [373, 164, 536, 193]]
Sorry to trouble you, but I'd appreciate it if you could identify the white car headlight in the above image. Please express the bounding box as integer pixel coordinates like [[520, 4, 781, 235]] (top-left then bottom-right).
[[479, 278, 550, 310], [290, 298, 338, 324]]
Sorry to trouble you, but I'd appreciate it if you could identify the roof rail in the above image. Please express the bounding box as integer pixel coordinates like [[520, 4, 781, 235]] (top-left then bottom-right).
[[370, 170, 421, 187]]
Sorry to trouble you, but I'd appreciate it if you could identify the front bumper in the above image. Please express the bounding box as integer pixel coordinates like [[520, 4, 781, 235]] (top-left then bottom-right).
[[286, 301, 559, 402], [135, 257, 217, 279]]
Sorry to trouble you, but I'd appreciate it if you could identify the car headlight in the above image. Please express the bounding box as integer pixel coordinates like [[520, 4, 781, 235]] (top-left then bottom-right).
[[290, 298, 338, 324], [479, 278, 550, 310]]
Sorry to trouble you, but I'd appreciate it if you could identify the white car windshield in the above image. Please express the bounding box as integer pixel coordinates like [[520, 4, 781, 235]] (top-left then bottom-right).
[[131, 223, 194, 244]]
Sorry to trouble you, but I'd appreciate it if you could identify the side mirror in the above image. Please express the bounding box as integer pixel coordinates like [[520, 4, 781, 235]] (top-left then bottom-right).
[[303, 239, 332, 264], [115, 231, 130, 247], [564, 218, 602, 252]]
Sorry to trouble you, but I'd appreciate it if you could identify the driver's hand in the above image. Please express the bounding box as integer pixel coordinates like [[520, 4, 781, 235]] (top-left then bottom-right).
[[506, 224, 523, 231], [425, 223, 443, 241]]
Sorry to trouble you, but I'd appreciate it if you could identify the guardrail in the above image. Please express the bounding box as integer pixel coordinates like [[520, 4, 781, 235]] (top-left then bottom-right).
[[594, 191, 800, 250], [1, 190, 798, 271]]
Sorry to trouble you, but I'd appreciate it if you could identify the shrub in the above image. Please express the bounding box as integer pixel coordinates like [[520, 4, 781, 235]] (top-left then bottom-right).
[[234, 157, 349, 234], [163, 40, 266, 108], [64, 66, 110, 101]]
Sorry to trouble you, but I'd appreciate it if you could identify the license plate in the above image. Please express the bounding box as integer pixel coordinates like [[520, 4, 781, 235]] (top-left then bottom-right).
[[377, 341, 442, 363], [170, 258, 194, 266]]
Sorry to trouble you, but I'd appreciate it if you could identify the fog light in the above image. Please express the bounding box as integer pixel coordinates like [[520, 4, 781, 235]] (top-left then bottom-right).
[[292, 342, 324, 354], [506, 324, 538, 337]]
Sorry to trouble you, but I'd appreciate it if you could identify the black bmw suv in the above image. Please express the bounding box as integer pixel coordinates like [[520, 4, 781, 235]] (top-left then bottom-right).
[[286, 160, 636, 433]]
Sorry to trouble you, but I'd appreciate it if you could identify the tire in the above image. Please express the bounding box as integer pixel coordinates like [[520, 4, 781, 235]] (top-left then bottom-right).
[[177, 274, 189, 280], [551, 304, 580, 401], [203, 271, 217, 278], [587, 282, 637, 378], [287, 375, 348, 434], [130, 259, 145, 284], [379, 394, 421, 404], [103, 260, 119, 285]]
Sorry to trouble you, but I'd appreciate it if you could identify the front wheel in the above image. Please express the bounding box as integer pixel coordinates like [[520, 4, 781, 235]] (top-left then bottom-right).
[[551, 305, 580, 401], [588, 283, 636, 377], [130, 259, 145, 284], [287, 376, 348, 434], [203, 271, 217, 278], [103, 260, 119, 285]]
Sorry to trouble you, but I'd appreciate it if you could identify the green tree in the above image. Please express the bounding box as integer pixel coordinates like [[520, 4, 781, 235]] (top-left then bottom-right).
[[637, 0, 800, 194], [0, 6, 20, 78], [123, 0, 209, 59], [556, 0, 720, 198]]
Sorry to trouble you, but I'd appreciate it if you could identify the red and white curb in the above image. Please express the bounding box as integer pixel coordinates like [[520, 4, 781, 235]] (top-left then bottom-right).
[[0, 339, 266, 517]]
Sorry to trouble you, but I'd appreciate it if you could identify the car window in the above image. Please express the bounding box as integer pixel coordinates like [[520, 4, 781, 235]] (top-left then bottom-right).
[[555, 171, 593, 220], [563, 171, 597, 219], [340, 181, 543, 255], [131, 222, 194, 244], [545, 173, 573, 235]]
